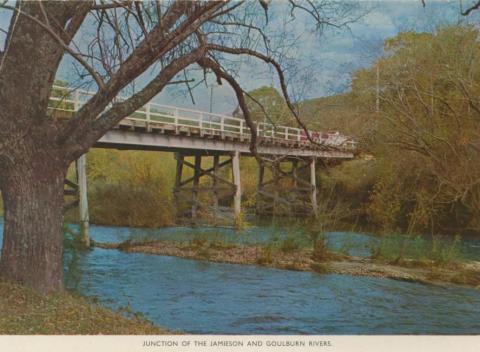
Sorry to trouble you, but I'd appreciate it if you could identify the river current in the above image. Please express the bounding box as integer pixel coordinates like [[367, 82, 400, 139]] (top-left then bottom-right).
[[2, 220, 480, 334]]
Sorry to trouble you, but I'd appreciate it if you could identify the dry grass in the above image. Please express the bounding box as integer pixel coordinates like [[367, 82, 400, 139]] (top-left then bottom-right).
[[0, 280, 169, 335]]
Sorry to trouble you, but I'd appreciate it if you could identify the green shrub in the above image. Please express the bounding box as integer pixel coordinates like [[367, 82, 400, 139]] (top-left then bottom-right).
[[280, 236, 300, 253], [190, 236, 207, 249], [450, 269, 480, 286], [311, 235, 329, 262], [208, 241, 236, 250], [118, 239, 134, 251], [311, 262, 330, 274], [257, 245, 275, 265], [369, 235, 407, 262], [85, 150, 175, 228], [430, 235, 462, 267], [369, 234, 464, 268], [196, 247, 211, 260]]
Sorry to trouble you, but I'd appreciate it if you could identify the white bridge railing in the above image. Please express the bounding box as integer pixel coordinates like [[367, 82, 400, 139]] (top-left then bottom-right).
[[48, 85, 356, 151]]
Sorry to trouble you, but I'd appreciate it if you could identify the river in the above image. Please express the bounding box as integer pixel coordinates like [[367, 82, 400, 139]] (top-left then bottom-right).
[[2, 219, 480, 334]]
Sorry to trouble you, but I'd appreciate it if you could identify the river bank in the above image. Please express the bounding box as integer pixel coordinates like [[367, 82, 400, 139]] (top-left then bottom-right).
[[0, 279, 170, 334], [93, 239, 480, 289]]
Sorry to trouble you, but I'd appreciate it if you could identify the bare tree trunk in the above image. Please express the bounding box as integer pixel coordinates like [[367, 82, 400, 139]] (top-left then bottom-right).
[[0, 152, 67, 293]]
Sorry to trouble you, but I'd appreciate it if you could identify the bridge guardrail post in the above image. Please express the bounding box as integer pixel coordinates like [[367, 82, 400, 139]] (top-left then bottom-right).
[[220, 116, 225, 138], [199, 113, 204, 137], [174, 108, 179, 134], [73, 89, 80, 112], [146, 103, 151, 132]]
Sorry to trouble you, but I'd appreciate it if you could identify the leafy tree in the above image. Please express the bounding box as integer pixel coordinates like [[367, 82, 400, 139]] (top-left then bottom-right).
[[352, 26, 480, 234], [233, 86, 293, 125]]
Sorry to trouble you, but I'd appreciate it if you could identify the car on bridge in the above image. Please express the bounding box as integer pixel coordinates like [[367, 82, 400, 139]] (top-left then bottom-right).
[[300, 130, 356, 150]]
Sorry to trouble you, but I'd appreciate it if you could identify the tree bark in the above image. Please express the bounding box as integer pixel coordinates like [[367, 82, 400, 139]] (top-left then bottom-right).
[[0, 2, 83, 293], [0, 152, 67, 293]]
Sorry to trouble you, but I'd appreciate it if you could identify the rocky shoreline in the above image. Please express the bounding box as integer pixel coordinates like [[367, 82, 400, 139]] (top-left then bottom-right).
[[93, 239, 480, 289]]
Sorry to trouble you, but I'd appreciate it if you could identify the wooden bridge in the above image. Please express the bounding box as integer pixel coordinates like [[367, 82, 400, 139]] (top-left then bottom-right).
[[50, 85, 356, 244]]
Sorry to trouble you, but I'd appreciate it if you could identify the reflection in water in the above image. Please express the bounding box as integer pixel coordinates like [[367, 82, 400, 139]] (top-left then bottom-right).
[[2, 219, 480, 334]]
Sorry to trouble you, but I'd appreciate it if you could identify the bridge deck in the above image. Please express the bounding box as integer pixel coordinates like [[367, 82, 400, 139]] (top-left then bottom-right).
[[50, 85, 356, 158], [97, 127, 354, 158]]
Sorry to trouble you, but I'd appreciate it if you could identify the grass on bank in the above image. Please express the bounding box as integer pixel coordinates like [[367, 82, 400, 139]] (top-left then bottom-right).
[[0, 280, 168, 334], [368, 234, 464, 268]]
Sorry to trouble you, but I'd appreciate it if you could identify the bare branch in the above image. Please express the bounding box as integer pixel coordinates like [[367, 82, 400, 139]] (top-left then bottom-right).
[[243, 91, 277, 126], [197, 56, 261, 161], [90, 0, 133, 11], [462, 0, 480, 15], [60, 0, 225, 148], [1, 2, 105, 89], [183, 69, 196, 105], [207, 44, 336, 150], [63, 45, 208, 155]]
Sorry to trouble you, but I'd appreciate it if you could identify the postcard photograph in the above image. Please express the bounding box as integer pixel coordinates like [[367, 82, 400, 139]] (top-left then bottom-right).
[[0, 0, 480, 350]]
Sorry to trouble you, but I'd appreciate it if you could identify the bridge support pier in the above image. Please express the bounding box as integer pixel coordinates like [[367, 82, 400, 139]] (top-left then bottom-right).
[[310, 157, 318, 217], [232, 150, 242, 223], [257, 156, 318, 217], [173, 151, 242, 227], [76, 154, 90, 247], [63, 154, 90, 248]]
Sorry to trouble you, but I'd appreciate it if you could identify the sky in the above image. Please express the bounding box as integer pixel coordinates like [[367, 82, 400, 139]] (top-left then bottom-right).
[[0, 0, 478, 115], [152, 0, 477, 114]]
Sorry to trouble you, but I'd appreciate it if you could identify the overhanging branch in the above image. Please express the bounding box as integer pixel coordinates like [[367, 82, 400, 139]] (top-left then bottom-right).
[[59, 1, 225, 150], [207, 44, 337, 150], [197, 56, 261, 161], [62, 46, 208, 157], [462, 0, 480, 15], [1, 2, 104, 89]]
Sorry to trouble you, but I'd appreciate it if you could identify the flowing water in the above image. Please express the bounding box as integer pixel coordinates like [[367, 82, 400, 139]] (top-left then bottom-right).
[[2, 219, 480, 334]]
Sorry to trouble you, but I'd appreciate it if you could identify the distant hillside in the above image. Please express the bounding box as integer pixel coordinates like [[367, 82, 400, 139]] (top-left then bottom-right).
[[298, 93, 372, 139], [234, 86, 373, 140]]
